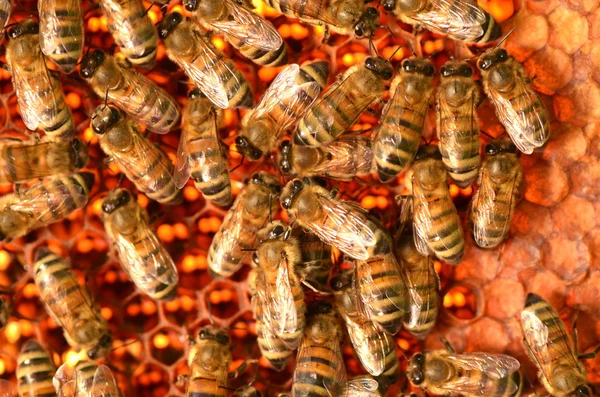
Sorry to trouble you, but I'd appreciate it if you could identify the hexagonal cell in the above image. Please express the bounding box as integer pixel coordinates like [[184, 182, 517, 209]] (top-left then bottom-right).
[[163, 291, 199, 327], [95, 263, 136, 303], [108, 337, 146, 375], [149, 327, 185, 366], [123, 295, 160, 334], [132, 364, 170, 397], [441, 283, 483, 325], [13, 281, 46, 321], [204, 282, 240, 320], [47, 209, 85, 240], [69, 231, 109, 271]]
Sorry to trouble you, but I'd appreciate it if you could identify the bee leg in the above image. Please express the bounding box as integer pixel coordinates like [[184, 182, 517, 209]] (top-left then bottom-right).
[[321, 26, 331, 45], [579, 345, 600, 360], [227, 359, 258, 379], [439, 337, 456, 353]]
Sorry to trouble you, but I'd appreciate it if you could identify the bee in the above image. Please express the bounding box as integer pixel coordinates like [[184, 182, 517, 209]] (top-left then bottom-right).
[[38, 0, 85, 73], [79, 50, 180, 134], [0, 0, 10, 29], [98, 0, 158, 68], [469, 139, 522, 249], [53, 360, 121, 397], [248, 268, 293, 371], [102, 188, 179, 301], [0, 172, 94, 241], [255, 221, 306, 349], [295, 56, 393, 147], [477, 48, 550, 154], [331, 270, 400, 378], [395, 196, 440, 339], [521, 293, 595, 397], [372, 57, 435, 183], [264, 0, 381, 40], [382, 0, 502, 44], [208, 172, 281, 278], [294, 228, 333, 293], [91, 105, 182, 205], [17, 340, 57, 397], [0, 137, 88, 184], [292, 301, 380, 396], [407, 345, 523, 396], [184, 0, 288, 66], [233, 385, 263, 397], [280, 177, 393, 261], [278, 136, 374, 180], [158, 12, 253, 109], [5, 20, 75, 139], [437, 60, 480, 188], [236, 61, 329, 161], [411, 146, 465, 264], [33, 247, 112, 360], [175, 88, 232, 207]]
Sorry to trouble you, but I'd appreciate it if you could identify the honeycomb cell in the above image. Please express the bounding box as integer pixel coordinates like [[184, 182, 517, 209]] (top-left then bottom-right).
[[133, 364, 170, 397], [465, 317, 510, 353], [548, 6, 590, 54], [205, 282, 240, 320], [123, 295, 160, 334], [96, 263, 136, 303], [551, 194, 596, 238], [150, 327, 185, 366], [441, 283, 482, 323], [164, 292, 199, 327], [524, 159, 569, 206]]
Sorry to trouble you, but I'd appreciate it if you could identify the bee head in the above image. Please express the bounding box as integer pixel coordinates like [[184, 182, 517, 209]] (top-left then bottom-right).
[[235, 135, 263, 161], [88, 333, 113, 360], [365, 56, 394, 81], [401, 57, 435, 77], [188, 88, 205, 99], [91, 105, 121, 134], [382, 0, 397, 12], [71, 138, 89, 169], [395, 0, 427, 13], [278, 140, 294, 176], [571, 385, 593, 397], [259, 221, 291, 243], [477, 48, 509, 71], [79, 50, 106, 79], [7, 20, 39, 40], [158, 12, 184, 40], [485, 139, 518, 156], [198, 326, 230, 345], [330, 271, 353, 292], [249, 171, 281, 195], [353, 7, 380, 39], [183, 0, 198, 12], [415, 145, 442, 161], [440, 61, 473, 78], [102, 189, 132, 214], [280, 178, 309, 210], [407, 353, 426, 385]]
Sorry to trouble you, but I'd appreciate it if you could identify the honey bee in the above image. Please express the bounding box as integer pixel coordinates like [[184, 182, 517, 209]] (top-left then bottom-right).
[[17, 340, 57, 397], [521, 293, 595, 397], [280, 177, 393, 261], [0, 172, 94, 241], [175, 88, 232, 207], [236, 61, 328, 161], [255, 221, 306, 349], [373, 57, 435, 183], [331, 270, 400, 378], [248, 268, 293, 371], [98, 0, 158, 68], [292, 301, 380, 396], [411, 146, 465, 264], [407, 345, 523, 396], [264, 0, 381, 40], [91, 105, 182, 205], [477, 48, 550, 154], [38, 0, 85, 73], [382, 0, 502, 43], [208, 172, 281, 278], [469, 139, 522, 249], [53, 360, 121, 397], [0, 137, 88, 184], [33, 247, 112, 360], [278, 136, 374, 180], [395, 196, 440, 339], [184, 0, 287, 66], [158, 12, 253, 109], [0, 0, 10, 29], [79, 50, 180, 134], [6, 20, 75, 139], [295, 56, 394, 147], [294, 228, 333, 293], [102, 188, 179, 301]]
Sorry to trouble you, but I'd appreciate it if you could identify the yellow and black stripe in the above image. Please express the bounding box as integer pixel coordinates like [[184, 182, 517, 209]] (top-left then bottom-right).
[[297, 60, 329, 89], [229, 36, 288, 66], [17, 340, 57, 397]]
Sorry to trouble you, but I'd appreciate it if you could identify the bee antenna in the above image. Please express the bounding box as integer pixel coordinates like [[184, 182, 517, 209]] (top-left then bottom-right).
[[388, 45, 403, 61], [110, 338, 142, 352], [116, 172, 125, 188], [495, 27, 516, 48], [143, 3, 156, 17], [229, 156, 245, 173], [398, 348, 410, 360], [480, 130, 495, 140], [383, 24, 395, 39], [368, 38, 379, 57], [103, 87, 109, 110]]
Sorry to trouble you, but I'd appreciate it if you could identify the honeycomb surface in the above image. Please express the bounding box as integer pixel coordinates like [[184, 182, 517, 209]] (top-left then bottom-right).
[[0, 0, 598, 396]]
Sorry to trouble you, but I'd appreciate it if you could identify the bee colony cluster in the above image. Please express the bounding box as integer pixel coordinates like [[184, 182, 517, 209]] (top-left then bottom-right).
[[0, 0, 598, 396]]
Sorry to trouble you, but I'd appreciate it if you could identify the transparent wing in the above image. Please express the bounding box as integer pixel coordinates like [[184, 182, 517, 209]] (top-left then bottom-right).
[[410, 178, 435, 256], [9, 180, 86, 225], [38, 0, 84, 68], [0, 380, 17, 397], [438, 94, 479, 165], [253, 64, 321, 135], [53, 362, 77, 397], [487, 78, 548, 154], [263, 256, 298, 338], [209, 0, 283, 51], [208, 195, 249, 274], [471, 166, 496, 245], [303, 194, 377, 260], [269, 0, 343, 26], [174, 124, 192, 189], [294, 334, 346, 397], [342, 376, 379, 397], [403, 258, 432, 330], [312, 136, 373, 177], [411, 0, 486, 41], [356, 257, 408, 314], [0, 141, 72, 180], [91, 365, 120, 397]]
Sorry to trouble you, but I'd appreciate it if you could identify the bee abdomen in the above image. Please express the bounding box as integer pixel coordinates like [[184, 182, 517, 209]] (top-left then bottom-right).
[[188, 376, 226, 397], [17, 340, 56, 397], [298, 61, 330, 89], [39, 6, 83, 73], [423, 195, 464, 264], [477, 10, 502, 43], [256, 323, 292, 371], [293, 349, 339, 396], [439, 126, 480, 188], [231, 38, 288, 67]]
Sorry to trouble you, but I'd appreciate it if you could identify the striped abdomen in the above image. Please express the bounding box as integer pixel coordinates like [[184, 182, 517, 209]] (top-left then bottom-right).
[[402, 255, 439, 339], [187, 373, 227, 397], [263, 0, 313, 19], [451, 368, 523, 397], [38, 0, 84, 73], [17, 340, 56, 397], [374, 86, 427, 183], [266, 277, 305, 349], [508, 88, 549, 151], [100, 0, 158, 68], [297, 60, 329, 89], [297, 230, 333, 291], [293, 344, 341, 397], [357, 254, 407, 334], [229, 36, 288, 66], [476, 9, 502, 44]]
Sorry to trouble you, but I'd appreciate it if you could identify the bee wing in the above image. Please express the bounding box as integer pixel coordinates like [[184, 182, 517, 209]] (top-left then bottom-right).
[[38, 0, 84, 66], [209, 195, 249, 274], [91, 365, 119, 397], [356, 257, 408, 315], [9, 180, 86, 225], [411, 0, 486, 42], [53, 362, 77, 397], [312, 136, 373, 176], [438, 93, 479, 162], [404, 258, 436, 330], [341, 376, 379, 397], [0, 141, 70, 180], [174, 124, 192, 189], [208, 0, 283, 51], [304, 193, 377, 260], [0, 380, 17, 397], [262, 257, 299, 341], [487, 80, 547, 154], [269, 0, 343, 26]]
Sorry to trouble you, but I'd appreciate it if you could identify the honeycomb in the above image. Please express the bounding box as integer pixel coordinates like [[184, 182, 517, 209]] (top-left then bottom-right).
[[0, 0, 598, 396]]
